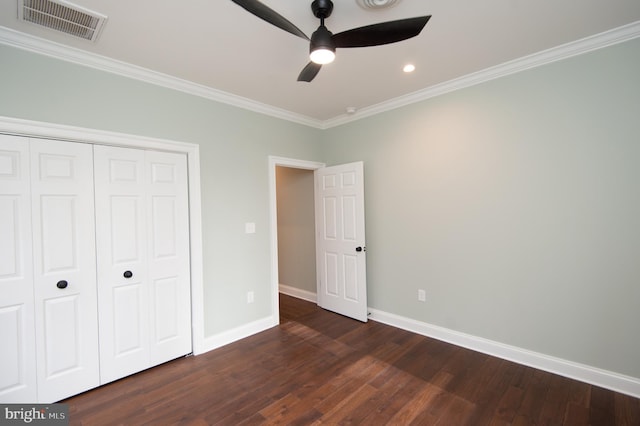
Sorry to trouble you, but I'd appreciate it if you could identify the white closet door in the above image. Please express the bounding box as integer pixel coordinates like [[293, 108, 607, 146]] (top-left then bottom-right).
[[94, 146, 150, 383], [30, 139, 100, 403], [146, 150, 191, 366], [0, 135, 37, 402], [94, 146, 191, 384]]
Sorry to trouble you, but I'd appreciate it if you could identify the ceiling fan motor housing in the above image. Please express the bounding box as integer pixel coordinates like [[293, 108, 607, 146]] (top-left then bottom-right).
[[312, 0, 334, 19], [310, 24, 335, 52]]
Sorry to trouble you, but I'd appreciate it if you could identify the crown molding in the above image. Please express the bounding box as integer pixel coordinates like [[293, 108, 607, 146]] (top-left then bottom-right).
[[2, 21, 639, 130], [0, 26, 324, 129], [322, 20, 640, 129]]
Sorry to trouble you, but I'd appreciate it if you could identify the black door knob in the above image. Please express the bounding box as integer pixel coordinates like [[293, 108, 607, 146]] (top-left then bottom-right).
[[356, 246, 363, 252], [56, 280, 68, 289], [123, 270, 133, 278]]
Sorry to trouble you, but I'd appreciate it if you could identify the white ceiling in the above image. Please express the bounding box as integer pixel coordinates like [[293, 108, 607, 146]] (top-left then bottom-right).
[[1, 0, 640, 125]]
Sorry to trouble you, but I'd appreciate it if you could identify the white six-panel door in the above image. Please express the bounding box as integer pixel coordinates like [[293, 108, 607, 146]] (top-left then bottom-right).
[[315, 162, 368, 322], [30, 138, 100, 403], [0, 135, 37, 402], [94, 146, 149, 383], [94, 146, 191, 384]]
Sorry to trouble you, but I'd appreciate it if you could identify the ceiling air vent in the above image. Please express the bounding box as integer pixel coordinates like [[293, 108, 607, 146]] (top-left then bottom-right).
[[18, 0, 107, 42], [356, 0, 400, 10]]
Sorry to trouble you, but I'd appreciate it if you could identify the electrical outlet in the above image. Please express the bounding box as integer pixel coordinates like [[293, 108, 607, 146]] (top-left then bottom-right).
[[247, 291, 254, 304], [418, 289, 426, 302]]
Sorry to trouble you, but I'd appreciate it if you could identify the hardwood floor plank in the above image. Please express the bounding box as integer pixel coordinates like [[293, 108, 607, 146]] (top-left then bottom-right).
[[62, 294, 640, 425], [590, 384, 617, 425], [433, 394, 476, 426], [614, 392, 640, 425], [258, 393, 301, 419], [537, 374, 573, 425], [463, 357, 513, 424], [312, 383, 379, 424], [360, 370, 438, 424], [563, 402, 591, 425], [489, 385, 525, 424], [513, 368, 554, 423], [386, 382, 450, 425]]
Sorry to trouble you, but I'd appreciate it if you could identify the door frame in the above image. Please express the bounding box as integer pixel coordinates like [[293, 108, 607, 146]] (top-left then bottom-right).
[[0, 116, 207, 355], [268, 156, 325, 322]]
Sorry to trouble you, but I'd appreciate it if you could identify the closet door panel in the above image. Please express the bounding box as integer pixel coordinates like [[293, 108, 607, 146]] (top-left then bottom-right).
[[30, 138, 99, 403], [112, 283, 145, 354], [95, 146, 191, 383], [39, 196, 77, 272], [42, 295, 82, 375], [0, 135, 36, 402], [110, 196, 142, 263], [146, 151, 191, 365], [94, 145, 150, 384]]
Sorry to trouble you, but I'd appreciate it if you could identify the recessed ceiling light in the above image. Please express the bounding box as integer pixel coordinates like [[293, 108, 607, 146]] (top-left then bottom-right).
[[403, 64, 416, 73]]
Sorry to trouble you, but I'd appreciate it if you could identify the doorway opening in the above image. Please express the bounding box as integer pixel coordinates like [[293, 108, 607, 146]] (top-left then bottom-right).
[[268, 156, 325, 323], [276, 166, 317, 301]]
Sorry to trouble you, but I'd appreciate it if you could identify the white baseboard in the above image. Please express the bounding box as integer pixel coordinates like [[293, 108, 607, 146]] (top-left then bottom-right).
[[193, 290, 640, 398], [279, 284, 317, 303], [195, 315, 277, 355], [368, 308, 640, 398]]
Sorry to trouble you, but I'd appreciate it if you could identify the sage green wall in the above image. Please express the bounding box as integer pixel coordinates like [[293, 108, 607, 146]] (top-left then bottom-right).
[[0, 44, 323, 336], [322, 38, 640, 378], [3, 36, 640, 381], [276, 167, 316, 293]]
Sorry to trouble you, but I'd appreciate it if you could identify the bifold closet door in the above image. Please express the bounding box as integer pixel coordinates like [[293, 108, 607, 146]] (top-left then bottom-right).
[[30, 139, 100, 402], [1, 136, 99, 403], [0, 135, 37, 402], [94, 145, 192, 384]]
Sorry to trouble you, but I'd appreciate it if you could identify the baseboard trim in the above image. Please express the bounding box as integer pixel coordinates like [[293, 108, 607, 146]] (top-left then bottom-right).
[[368, 308, 640, 398], [279, 284, 318, 303], [195, 316, 277, 355], [194, 290, 640, 398]]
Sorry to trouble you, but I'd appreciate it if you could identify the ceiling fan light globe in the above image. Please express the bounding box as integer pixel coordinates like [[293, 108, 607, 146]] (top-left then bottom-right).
[[310, 48, 336, 64]]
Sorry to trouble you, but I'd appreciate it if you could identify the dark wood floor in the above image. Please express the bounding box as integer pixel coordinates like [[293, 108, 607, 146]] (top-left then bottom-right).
[[63, 294, 640, 425]]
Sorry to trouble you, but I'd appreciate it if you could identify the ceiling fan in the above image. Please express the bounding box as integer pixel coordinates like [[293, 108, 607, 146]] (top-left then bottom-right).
[[231, 0, 431, 82]]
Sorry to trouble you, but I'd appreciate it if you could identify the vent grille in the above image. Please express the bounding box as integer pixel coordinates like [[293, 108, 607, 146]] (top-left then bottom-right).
[[356, 0, 400, 10], [19, 0, 107, 42]]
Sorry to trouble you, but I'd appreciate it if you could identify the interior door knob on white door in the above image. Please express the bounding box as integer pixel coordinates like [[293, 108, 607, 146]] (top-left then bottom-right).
[[56, 280, 68, 289], [123, 270, 133, 278]]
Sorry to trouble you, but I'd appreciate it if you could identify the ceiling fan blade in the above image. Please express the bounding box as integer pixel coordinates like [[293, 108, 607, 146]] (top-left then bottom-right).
[[297, 62, 322, 82], [231, 0, 309, 40], [332, 16, 431, 48]]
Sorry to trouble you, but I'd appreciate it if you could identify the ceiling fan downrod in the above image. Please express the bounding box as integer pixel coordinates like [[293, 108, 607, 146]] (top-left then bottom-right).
[[311, 0, 334, 20]]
